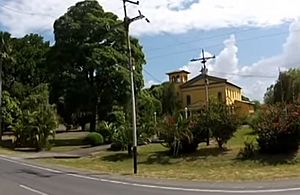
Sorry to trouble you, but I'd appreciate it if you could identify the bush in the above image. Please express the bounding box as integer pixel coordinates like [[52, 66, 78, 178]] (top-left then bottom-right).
[[238, 139, 257, 159], [85, 132, 104, 146], [254, 104, 300, 154], [208, 102, 239, 149], [97, 121, 115, 143], [159, 115, 200, 156]]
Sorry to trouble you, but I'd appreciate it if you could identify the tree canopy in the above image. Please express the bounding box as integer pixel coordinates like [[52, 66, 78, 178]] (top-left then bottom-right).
[[48, 0, 146, 131]]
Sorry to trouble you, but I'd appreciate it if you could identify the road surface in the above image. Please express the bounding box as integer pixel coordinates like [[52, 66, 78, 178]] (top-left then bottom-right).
[[0, 156, 299, 195]]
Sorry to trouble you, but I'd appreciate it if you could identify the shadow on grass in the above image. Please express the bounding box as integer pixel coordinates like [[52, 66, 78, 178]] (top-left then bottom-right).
[[236, 151, 298, 165], [101, 146, 233, 165], [50, 138, 86, 147], [140, 150, 173, 165], [182, 147, 229, 162], [101, 153, 132, 162]]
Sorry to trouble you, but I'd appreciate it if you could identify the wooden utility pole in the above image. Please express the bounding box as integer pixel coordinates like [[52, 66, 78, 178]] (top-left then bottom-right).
[[191, 49, 215, 146], [122, 0, 149, 174]]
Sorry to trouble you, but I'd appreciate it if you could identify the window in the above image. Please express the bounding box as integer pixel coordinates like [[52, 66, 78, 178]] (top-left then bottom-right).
[[176, 75, 180, 83], [218, 92, 222, 102], [186, 95, 191, 105]]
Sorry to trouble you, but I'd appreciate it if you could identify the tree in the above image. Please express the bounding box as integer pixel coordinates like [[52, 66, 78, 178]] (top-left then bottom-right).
[[1, 91, 21, 131], [148, 82, 180, 116], [14, 84, 58, 150], [0, 31, 15, 141], [264, 85, 274, 104], [49, 0, 145, 131], [264, 69, 300, 104], [208, 102, 238, 149]]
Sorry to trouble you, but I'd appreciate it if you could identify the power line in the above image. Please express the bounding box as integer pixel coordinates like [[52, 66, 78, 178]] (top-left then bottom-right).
[[147, 28, 260, 52], [144, 68, 162, 83], [0, 2, 56, 18], [210, 71, 277, 79], [148, 29, 291, 60]]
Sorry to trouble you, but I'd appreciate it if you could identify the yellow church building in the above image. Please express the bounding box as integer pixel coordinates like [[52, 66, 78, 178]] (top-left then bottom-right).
[[166, 70, 254, 118]]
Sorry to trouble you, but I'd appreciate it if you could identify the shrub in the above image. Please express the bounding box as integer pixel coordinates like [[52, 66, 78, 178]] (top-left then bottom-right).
[[97, 121, 115, 143], [85, 132, 104, 146], [254, 104, 300, 154], [208, 102, 239, 149], [238, 139, 257, 159], [159, 115, 199, 156]]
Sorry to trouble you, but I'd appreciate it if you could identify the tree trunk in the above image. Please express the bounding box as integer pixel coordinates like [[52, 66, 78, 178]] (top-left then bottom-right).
[[90, 113, 96, 132]]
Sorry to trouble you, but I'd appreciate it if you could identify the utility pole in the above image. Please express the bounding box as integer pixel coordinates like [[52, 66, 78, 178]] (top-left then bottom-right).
[[122, 0, 149, 175], [191, 49, 215, 146]]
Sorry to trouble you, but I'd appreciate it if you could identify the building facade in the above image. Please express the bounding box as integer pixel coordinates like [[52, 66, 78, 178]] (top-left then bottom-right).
[[166, 70, 254, 117]]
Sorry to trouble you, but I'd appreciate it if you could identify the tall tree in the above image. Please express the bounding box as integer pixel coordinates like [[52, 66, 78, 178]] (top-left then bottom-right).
[[0, 32, 15, 140], [49, 0, 145, 131], [264, 69, 300, 104], [148, 82, 180, 116], [3, 34, 49, 99]]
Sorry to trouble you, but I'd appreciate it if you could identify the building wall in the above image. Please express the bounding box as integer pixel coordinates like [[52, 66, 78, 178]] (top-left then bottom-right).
[[181, 83, 226, 108], [234, 100, 255, 118], [225, 85, 242, 105]]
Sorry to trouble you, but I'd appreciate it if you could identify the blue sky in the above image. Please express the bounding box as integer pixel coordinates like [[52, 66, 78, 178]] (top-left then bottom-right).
[[1, 0, 300, 101]]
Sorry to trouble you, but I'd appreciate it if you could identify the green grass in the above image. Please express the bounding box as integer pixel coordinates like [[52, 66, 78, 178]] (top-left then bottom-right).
[[50, 131, 89, 152], [36, 127, 300, 181]]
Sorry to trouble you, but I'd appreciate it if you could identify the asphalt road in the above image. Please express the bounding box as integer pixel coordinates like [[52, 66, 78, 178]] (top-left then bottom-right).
[[0, 156, 299, 195]]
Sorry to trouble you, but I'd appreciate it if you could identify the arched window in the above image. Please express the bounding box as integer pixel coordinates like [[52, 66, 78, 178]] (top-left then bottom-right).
[[176, 75, 180, 83]]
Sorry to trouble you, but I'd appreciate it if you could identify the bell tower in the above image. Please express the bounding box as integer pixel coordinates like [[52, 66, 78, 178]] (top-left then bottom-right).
[[166, 70, 190, 84]]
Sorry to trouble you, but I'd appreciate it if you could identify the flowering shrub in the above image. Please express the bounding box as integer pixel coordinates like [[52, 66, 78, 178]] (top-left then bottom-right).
[[254, 104, 300, 154]]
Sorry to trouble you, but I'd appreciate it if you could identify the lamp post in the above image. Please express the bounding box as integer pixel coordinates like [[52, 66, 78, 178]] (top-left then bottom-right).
[[184, 107, 188, 119]]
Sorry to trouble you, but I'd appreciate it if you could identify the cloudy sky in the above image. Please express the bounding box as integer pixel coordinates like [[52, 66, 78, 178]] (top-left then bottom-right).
[[1, 0, 300, 101]]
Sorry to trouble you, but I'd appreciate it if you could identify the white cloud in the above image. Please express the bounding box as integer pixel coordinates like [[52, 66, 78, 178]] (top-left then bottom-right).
[[144, 79, 159, 89], [181, 19, 300, 101], [1, 0, 300, 36]]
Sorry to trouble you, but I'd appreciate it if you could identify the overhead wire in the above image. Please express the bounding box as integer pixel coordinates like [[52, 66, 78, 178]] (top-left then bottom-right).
[[148, 29, 291, 60], [143, 68, 162, 83], [0, 2, 56, 18], [147, 27, 261, 52]]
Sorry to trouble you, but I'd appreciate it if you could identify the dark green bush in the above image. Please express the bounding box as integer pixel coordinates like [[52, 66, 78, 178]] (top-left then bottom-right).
[[85, 132, 104, 146]]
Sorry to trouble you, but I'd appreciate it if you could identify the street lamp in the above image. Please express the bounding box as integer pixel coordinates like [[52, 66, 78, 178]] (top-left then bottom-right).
[[184, 107, 188, 119]]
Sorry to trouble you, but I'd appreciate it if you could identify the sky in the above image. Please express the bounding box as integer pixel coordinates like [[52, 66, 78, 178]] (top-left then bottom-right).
[[1, 0, 300, 101]]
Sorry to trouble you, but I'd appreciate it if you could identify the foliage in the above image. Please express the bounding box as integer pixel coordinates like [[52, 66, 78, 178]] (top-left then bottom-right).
[[13, 84, 58, 150], [106, 109, 132, 151], [96, 121, 115, 143], [137, 90, 161, 138], [111, 123, 131, 151], [253, 104, 300, 154], [85, 132, 104, 146], [159, 115, 198, 156], [238, 139, 257, 159], [264, 69, 300, 104], [208, 102, 239, 149], [147, 82, 181, 116], [48, 0, 146, 131], [1, 91, 21, 131], [3, 34, 49, 98]]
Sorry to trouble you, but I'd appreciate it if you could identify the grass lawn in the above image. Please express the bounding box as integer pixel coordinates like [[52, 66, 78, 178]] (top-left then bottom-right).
[[49, 131, 89, 153], [36, 127, 300, 181]]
